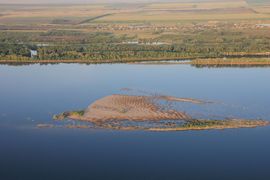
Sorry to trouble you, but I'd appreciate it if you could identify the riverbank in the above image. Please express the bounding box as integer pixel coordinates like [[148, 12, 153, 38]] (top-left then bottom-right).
[[1, 57, 270, 66], [191, 58, 270, 66], [0, 57, 191, 64]]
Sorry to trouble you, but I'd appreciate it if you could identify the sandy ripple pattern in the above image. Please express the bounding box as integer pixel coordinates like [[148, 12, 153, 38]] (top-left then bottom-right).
[[52, 93, 270, 131], [83, 94, 192, 122]]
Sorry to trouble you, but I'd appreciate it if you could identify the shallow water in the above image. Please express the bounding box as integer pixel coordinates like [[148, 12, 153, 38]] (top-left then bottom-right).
[[0, 63, 270, 180]]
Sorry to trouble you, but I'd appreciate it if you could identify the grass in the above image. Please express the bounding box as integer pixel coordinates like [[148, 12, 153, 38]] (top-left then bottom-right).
[[148, 119, 269, 131], [53, 110, 85, 120], [146, 1, 248, 10], [96, 13, 270, 23], [191, 58, 270, 66]]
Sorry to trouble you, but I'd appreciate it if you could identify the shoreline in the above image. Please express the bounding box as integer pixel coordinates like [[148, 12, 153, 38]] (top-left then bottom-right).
[[0, 57, 270, 66], [51, 115, 270, 132], [37, 120, 270, 132], [191, 58, 270, 66], [52, 94, 270, 132], [0, 57, 192, 64]]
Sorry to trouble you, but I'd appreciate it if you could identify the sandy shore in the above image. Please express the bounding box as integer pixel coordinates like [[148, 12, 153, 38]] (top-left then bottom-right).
[[53, 94, 269, 131]]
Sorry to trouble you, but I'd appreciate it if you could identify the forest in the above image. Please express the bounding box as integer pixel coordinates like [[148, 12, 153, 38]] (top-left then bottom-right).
[[0, 26, 269, 61]]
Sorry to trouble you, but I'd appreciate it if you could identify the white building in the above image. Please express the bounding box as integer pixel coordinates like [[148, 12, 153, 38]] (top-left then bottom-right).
[[30, 50, 38, 58]]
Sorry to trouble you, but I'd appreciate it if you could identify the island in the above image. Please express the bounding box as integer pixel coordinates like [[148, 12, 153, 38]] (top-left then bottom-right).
[[53, 94, 269, 131]]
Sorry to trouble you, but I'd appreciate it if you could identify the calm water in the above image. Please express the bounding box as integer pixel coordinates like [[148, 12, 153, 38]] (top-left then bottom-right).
[[0, 63, 270, 180]]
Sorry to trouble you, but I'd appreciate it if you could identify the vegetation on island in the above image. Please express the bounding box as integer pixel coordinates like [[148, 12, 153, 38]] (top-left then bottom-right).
[[53, 110, 269, 131], [168, 119, 269, 130], [53, 110, 85, 120]]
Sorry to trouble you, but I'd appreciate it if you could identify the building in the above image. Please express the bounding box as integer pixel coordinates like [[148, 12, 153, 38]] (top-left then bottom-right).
[[30, 50, 38, 58]]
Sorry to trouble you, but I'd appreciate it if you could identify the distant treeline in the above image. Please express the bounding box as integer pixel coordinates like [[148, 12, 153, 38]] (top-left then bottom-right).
[[0, 29, 269, 61]]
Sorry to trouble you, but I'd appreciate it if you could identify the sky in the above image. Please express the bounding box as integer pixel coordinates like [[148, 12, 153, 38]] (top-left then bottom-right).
[[0, 0, 233, 4], [1, 0, 152, 4]]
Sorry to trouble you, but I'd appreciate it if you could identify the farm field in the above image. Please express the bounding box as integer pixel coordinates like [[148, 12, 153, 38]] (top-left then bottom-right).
[[0, 0, 269, 62]]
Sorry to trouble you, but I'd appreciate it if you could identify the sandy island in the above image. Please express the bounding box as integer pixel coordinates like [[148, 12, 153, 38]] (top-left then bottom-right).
[[53, 94, 269, 131], [82, 95, 193, 122]]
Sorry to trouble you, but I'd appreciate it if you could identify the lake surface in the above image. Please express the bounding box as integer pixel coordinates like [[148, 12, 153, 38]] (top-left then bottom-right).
[[0, 63, 270, 180]]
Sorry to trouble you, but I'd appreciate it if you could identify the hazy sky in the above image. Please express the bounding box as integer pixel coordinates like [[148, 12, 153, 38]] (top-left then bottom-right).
[[0, 0, 230, 4], [0, 0, 99, 3], [0, 0, 158, 3]]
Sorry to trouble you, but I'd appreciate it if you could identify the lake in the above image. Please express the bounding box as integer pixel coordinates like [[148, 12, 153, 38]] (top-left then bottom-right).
[[0, 63, 270, 180]]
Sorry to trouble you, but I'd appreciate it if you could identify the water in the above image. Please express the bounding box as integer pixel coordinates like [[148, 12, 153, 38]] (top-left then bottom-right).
[[0, 63, 270, 180]]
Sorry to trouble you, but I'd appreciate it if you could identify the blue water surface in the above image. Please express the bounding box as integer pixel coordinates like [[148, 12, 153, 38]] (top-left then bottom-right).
[[0, 63, 270, 180]]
